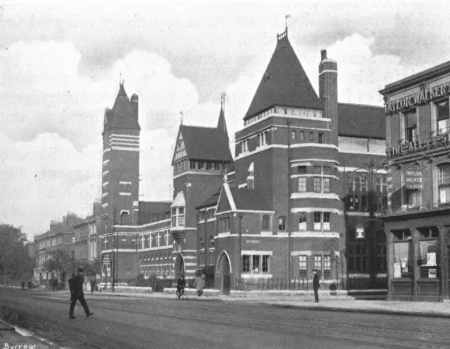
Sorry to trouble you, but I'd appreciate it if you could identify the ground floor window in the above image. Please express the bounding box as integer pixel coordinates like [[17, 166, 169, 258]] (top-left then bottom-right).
[[242, 254, 270, 274]]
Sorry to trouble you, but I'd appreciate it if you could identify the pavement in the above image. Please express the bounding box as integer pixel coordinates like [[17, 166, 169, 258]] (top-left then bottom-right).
[[0, 317, 63, 348], [79, 287, 450, 319], [2, 287, 450, 349]]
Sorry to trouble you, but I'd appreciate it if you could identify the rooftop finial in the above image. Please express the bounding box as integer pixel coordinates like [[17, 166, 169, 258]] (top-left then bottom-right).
[[277, 14, 290, 41], [179, 111, 184, 125], [285, 14, 291, 33], [220, 92, 226, 112]]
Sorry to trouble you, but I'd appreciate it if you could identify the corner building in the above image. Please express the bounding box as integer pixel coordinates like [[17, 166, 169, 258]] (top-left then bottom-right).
[[380, 61, 450, 301], [199, 30, 388, 292]]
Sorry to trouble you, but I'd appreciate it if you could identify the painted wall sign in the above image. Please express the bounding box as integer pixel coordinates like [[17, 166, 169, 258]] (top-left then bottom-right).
[[385, 81, 450, 113]]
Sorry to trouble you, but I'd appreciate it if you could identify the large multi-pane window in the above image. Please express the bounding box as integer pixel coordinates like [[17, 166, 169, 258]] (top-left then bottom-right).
[[404, 111, 417, 143], [323, 178, 331, 193], [438, 163, 450, 205], [323, 256, 331, 279], [298, 255, 307, 278], [298, 177, 307, 192], [313, 177, 321, 192], [313, 212, 331, 231], [171, 207, 185, 227], [219, 216, 231, 233], [298, 213, 307, 231], [242, 254, 270, 274], [436, 100, 449, 135], [313, 255, 322, 271]]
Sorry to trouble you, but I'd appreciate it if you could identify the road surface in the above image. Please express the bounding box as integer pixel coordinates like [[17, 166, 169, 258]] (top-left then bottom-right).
[[0, 287, 449, 349]]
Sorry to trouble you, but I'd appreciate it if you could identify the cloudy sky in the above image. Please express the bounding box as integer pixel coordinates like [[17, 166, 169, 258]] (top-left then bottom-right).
[[0, 0, 449, 238]]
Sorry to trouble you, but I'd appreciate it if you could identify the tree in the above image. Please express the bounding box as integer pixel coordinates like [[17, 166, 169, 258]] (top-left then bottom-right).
[[0, 224, 33, 283], [43, 249, 74, 282]]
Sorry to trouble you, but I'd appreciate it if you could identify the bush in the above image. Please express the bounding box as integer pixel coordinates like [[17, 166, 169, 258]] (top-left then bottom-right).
[[329, 283, 337, 291]]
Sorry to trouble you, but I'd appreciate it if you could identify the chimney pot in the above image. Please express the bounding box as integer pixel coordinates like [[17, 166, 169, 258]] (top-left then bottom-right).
[[321, 49, 327, 61]]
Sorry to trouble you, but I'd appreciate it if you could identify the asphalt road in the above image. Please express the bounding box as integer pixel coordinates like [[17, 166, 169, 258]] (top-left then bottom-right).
[[1, 288, 449, 349]]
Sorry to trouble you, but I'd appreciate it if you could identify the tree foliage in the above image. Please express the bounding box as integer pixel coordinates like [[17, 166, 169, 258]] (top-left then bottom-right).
[[43, 249, 74, 279], [0, 224, 33, 282]]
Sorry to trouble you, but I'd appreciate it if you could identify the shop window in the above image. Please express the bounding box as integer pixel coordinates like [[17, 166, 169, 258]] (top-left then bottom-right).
[[278, 216, 286, 232], [298, 177, 307, 192], [298, 213, 307, 231], [392, 230, 412, 278], [313, 177, 321, 193], [438, 163, 450, 205], [298, 255, 307, 278], [262, 215, 271, 231], [436, 100, 449, 135], [418, 229, 440, 279]]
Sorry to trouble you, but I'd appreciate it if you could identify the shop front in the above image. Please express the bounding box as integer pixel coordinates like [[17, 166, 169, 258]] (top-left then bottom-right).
[[385, 210, 450, 301]]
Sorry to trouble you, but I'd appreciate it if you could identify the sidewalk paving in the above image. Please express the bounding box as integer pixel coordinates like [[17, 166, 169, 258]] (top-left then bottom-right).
[[0, 318, 62, 349], [53, 288, 450, 319]]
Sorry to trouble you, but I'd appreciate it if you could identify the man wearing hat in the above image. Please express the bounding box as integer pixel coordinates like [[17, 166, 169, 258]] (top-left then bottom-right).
[[69, 268, 93, 319]]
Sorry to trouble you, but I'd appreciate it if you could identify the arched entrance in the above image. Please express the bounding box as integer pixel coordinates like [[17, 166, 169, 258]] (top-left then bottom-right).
[[174, 254, 185, 279], [216, 251, 232, 294]]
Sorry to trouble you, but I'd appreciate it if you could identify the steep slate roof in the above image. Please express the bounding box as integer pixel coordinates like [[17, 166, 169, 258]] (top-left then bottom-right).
[[104, 83, 140, 131], [230, 187, 272, 211], [138, 201, 171, 225], [197, 191, 220, 210], [179, 125, 233, 162], [244, 33, 321, 120], [338, 103, 385, 139]]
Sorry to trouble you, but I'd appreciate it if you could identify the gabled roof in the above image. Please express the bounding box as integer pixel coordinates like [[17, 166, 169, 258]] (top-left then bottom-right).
[[244, 32, 321, 120], [214, 183, 272, 213], [172, 125, 233, 164], [138, 201, 171, 225], [197, 191, 220, 210], [338, 103, 385, 139]]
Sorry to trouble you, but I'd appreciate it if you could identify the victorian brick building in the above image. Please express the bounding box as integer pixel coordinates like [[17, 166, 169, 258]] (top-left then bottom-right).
[[380, 61, 450, 301], [99, 29, 388, 291]]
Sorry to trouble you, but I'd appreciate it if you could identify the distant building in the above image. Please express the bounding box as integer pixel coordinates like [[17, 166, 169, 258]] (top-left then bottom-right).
[[380, 61, 450, 301], [33, 213, 83, 284]]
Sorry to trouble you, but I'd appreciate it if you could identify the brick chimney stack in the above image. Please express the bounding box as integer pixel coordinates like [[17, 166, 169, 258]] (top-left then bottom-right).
[[319, 49, 338, 146]]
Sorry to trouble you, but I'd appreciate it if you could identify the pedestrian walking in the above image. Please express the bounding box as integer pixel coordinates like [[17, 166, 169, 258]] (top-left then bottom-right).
[[195, 273, 205, 297], [176, 274, 185, 300], [69, 268, 93, 319], [90, 279, 96, 294], [313, 271, 320, 303]]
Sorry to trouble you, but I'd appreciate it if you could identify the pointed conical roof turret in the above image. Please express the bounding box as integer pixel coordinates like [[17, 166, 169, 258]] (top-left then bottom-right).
[[244, 31, 321, 120], [217, 93, 228, 138], [104, 82, 140, 132]]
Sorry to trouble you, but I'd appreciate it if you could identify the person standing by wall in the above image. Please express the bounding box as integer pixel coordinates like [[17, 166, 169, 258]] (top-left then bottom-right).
[[313, 271, 320, 303]]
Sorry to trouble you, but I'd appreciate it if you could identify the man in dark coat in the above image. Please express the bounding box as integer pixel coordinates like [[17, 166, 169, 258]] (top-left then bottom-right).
[[176, 274, 185, 300], [313, 271, 320, 303], [69, 268, 93, 319]]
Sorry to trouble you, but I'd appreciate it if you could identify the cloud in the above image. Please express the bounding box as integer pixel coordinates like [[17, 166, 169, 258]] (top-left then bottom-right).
[[0, 41, 204, 237]]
